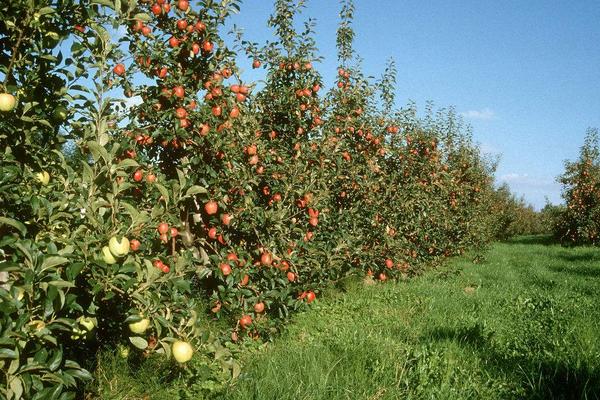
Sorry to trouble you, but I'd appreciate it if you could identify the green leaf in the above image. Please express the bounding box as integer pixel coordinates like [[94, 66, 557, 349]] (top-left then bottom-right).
[[155, 183, 170, 206], [47, 280, 75, 288], [87, 141, 110, 164], [132, 13, 152, 22], [41, 257, 69, 271], [8, 376, 23, 400], [129, 336, 148, 350], [47, 349, 63, 371], [0, 348, 18, 359], [38, 6, 56, 16], [0, 217, 27, 236], [185, 185, 208, 197], [118, 159, 139, 169], [90, 0, 115, 9]]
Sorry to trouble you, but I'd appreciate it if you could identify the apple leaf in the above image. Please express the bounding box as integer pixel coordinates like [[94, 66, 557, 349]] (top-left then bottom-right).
[[129, 336, 148, 350], [185, 185, 208, 198], [0, 217, 27, 236]]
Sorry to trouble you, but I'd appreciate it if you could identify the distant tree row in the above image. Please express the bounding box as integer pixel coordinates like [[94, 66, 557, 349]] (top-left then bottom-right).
[[552, 128, 600, 245]]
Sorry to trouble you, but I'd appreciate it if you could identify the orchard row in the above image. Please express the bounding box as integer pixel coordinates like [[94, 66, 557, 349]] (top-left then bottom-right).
[[0, 0, 524, 398]]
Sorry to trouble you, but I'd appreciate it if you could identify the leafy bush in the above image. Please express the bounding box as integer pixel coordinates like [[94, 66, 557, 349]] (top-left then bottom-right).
[[554, 128, 600, 245], [0, 0, 526, 398]]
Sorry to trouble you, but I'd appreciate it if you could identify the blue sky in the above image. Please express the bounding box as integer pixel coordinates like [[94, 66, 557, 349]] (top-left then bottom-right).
[[225, 0, 600, 209]]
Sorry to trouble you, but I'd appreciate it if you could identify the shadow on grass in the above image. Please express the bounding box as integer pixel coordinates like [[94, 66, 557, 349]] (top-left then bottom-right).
[[425, 324, 600, 399], [549, 263, 600, 278], [505, 235, 557, 246]]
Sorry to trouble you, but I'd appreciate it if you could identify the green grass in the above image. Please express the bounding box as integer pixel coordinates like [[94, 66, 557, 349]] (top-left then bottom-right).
[[218, 236, 600, 400], [91, 236, 600, 399]]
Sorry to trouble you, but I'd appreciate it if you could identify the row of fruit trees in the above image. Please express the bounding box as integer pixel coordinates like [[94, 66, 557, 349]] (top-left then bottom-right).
[[0, 0, 503, 398]]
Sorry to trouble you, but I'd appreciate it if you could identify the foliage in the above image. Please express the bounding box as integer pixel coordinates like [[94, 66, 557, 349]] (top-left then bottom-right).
[[554, 128, 600, 245], [0, 0, 527, 398], [490, 183, 544, 240]]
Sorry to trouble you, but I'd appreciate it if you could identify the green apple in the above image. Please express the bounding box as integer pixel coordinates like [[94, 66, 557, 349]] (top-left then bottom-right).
[[77, 316, 96, 332], [71, 327, 85, 340], [128, 318, 150, 334], [52, 105, 68, 122], [0, 93, 16, 112], [172, 340, 194, 363], [102, 246, 117, 264], [35, 171, 50, 185], [109, 236, 130, 257]]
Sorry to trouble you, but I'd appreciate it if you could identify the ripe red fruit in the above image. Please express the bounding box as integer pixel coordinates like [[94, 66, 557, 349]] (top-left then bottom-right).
[[220, 263, 232, 276], [177, 0, 189, 11], [130, 239, 141, 251], [239, 315, 252, 329], [272, 193, 282, 203], [162, 264, 170, 273], [151, 3, 162, 15], [236, 93, 246, 102], [173, 86, 185, 98], [155, 67, 168, 79], [240, 274, 249, 286], [204, 200, 218, 215], [208, 227, 217, 239], [176, 19, 188, 30], [158, 223, 169, 234], [175, 107, 188, 119], [153, 259, 164, 269], [287, 271, 296, 282], [229, 107, 240, 118], [133, 170, 143, 182], [254, 302, 265, 313], [309, 217, 318, 227], [199, 123, 210, 136], [246, 144, 257, 156], [179, 118, 190, 129], [169, 37, 180, 48], [192, 43, 200, 55], [306, 291, 316, 303], [113, 63, 126, 76], [252, 59, 261, 69], [260, 252, 272, 266], [195, 21, 206, 32], [162, 2, 171, 13], [221, 213, 232, 225], [202, 41, 213, 53], [170, 227, 179, 237], [142, 26, 152, 36], [385, 259, 394, 269], [378, 273, 387, 281], [211, 105, 222, 117]]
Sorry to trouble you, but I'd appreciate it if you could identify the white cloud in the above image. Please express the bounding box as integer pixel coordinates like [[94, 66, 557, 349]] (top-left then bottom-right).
[[124, 95, 143, 109], [460, 108, 496, 120], [500, 172, 528, 182]]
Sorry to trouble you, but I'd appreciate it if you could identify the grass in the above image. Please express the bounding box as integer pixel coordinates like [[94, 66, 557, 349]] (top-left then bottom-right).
[[218, 236, 600, 400], [91, 236, 600, 399]]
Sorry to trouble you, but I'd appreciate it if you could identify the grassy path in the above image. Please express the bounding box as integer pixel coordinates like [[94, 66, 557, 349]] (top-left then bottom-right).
[[219, 236, 600, 399]]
